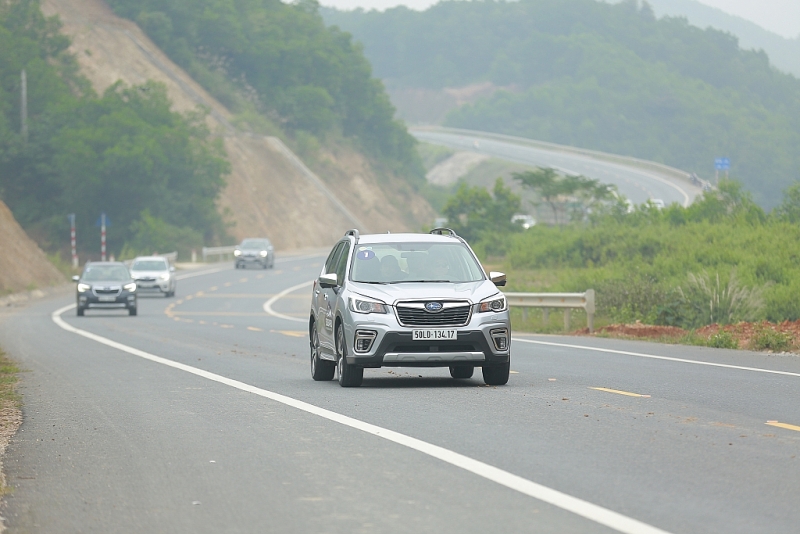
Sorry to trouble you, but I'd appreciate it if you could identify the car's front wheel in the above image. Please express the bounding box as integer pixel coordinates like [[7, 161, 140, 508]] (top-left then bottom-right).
[[449, 366, 474, 379], [482, 361, 510, 385], [337, 326, 363, 387], [76, 305, 84, 317], [310, 324, 335, 381], [129, 306, 137, 317]]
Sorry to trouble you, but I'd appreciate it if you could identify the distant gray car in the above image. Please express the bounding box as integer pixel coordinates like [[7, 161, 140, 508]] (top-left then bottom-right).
[[309, 229, 511, 387], [73, 262, 137, 316], [234, 238, 275, 269], [129, 256, 176, 297]]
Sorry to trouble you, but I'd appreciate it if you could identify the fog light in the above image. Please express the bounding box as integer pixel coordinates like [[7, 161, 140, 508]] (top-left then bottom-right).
[[354, 330, 377, 353], [490, 328, 509, 351]]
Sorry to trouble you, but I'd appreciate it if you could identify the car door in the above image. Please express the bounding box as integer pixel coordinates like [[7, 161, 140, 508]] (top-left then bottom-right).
[[320, 240, 351, 354], [317, 242, 344, 356]]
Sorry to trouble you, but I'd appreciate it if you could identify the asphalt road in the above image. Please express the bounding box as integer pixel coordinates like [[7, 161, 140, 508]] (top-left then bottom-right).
[[0, 256, 798, 533], [412, 129, 701, 207]]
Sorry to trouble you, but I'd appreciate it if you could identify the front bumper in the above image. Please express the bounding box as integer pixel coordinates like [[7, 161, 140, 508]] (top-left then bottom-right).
[[78, 291, 137, 309], [135, 280, 171, 293], [342, 311, 511, 368]]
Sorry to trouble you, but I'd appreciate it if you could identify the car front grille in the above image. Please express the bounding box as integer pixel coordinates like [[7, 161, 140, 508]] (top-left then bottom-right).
[[135, 277, 156, 282], [93, 287, 121, 296], [395, 301, 471, 327]]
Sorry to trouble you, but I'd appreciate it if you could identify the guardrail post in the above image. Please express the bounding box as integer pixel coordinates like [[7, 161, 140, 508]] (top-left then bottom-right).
[[564, 309, 571, 331], [543, 308, 549, 324], [585, 289, 596, 333], [191, 249, 197, 263], [522, 308, 528, 322]]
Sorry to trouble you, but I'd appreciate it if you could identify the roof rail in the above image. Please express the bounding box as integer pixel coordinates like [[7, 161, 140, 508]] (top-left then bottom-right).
[[430, 227, 458, 237], [344, 229, 360, 243]]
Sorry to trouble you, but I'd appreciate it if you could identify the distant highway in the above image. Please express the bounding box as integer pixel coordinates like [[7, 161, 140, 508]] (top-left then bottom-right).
[[412, 127, 702, 207], [1, 259, 798, 532]]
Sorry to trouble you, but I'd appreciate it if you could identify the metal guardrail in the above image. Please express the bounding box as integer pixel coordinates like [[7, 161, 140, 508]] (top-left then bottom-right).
[[202, 245, 237, 262], [505, 290, 595, 332]]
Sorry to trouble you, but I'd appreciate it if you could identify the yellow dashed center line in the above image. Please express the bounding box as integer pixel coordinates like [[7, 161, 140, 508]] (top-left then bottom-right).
[[239, 278, 248, 283], [209, 286, 218, 291], [185, 295, 193, 300], [271, 330, 306, 338], [247, 326, 263, 332], [766, 421, 800, 432], [589, 387, 651, 398], [220, 324, 234, 329], [224, 282, 232, 287]]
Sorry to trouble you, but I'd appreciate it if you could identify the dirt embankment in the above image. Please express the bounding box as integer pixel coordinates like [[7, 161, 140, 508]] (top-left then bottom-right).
[[0, 201, 64, 294], [41, 0, 434, 250]]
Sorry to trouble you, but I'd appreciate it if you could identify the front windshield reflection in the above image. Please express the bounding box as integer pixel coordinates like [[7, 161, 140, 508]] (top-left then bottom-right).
[[350, 242, 484, 284], [82, 265, 130, 282]]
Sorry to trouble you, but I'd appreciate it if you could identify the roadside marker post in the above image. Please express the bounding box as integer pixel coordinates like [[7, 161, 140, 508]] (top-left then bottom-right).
[[68, 213, 78, 269], [101, 212, 107, 261]]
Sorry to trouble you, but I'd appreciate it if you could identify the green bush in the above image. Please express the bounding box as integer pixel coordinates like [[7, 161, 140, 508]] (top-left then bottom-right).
[[750, 327, 793, 352], [706, 331, 738, 349]]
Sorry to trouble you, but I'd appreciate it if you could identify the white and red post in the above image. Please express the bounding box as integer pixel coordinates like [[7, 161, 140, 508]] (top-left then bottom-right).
[[69, 213, 78, 268], [100, 212, 107, 261]]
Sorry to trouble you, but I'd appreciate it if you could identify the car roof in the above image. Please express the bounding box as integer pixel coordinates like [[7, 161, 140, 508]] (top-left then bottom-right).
[[356, 233, 463, 245], [131, 256, 168, 262]]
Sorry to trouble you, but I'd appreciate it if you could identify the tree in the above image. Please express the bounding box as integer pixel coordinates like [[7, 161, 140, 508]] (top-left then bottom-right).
[[513, 168, 616, 225], [441, 178, 521, 242]]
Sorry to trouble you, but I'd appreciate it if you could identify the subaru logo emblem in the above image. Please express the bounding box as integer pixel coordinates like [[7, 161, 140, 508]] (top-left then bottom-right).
[[425, 302, 443, 313]]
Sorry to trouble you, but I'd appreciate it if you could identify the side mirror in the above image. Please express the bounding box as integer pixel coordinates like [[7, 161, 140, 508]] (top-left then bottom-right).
[[318, 273, 338, 289], [489, 271, 506, 287], [72, 275, 80, 282], [169, 266, 175, 272]]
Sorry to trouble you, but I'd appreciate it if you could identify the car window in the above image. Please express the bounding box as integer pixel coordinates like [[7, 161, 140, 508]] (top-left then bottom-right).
[[324, 242, 344, 275], [350, 242, 484, 283], [240, 239, 269, 249], [334, 242, 351, 286], [131, 260, 168, 271], [82, 265, 130, 282]]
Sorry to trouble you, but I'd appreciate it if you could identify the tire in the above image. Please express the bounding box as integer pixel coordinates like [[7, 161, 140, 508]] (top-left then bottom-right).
[[76, 306, 84, 317], [449, 365, 474, 379], [336, 325, 363, 387], [262, 262, 268, 269], [482, 361, 510, 386], [310, 324, 335, 381], [129, 306, 137, 316]]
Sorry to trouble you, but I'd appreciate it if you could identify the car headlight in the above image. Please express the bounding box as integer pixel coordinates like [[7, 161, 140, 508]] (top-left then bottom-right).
[[123, 282, 137, 292], [234, 250, 242, 257], [158, 274, 169, 281], [77, 283, 91, 293], [478, 296, 506, 313], [259, 250, 268, 257], [349, 296, 388, 314]]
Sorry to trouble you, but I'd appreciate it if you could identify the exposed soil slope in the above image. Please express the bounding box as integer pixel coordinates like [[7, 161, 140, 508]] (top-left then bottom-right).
[[0, 200, 64, 294], [41, 0, 434, 249]]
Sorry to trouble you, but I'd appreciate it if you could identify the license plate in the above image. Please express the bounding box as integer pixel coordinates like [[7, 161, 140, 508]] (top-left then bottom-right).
[[412, 329, 457, 340], [98, 296, 117, 302]]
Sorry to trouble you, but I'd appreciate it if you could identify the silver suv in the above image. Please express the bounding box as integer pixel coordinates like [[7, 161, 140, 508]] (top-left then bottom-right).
[[309, 229, 511, 387]]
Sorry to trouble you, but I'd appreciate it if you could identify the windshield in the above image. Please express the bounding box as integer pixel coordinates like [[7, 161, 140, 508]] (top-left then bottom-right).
[[82, 265, 131, 282], [131, 260, 168, 271], [350, 242, 484, 283], [240, 239, 269, 249]]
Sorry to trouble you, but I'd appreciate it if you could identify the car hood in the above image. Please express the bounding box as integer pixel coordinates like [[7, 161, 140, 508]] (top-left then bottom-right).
[[130, 270, 169, 278], [347, 280, 501, 305], [80, 279, 132, 286]]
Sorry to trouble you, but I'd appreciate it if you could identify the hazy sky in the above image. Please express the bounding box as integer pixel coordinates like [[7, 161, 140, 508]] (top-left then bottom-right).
[[320, 0, 800, 39]]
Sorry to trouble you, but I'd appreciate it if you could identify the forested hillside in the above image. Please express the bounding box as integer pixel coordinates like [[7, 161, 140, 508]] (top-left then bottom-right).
[[0, 0, 229, 258], [106, 0, 422, 178], [324, 0, 800, 207]]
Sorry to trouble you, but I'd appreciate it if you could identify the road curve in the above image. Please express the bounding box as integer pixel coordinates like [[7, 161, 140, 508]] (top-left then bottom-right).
[[413, 128, 702, 207], [0, 258, 798, 533]]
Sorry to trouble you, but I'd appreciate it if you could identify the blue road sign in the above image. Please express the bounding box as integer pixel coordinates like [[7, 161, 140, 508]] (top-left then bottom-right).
[[94, 213, 111, 227], [715, 157, 730, 171]]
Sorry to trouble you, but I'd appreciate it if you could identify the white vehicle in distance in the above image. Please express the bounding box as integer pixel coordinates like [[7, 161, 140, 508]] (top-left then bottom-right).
[[511, 214, 536, 229], [649, 198, 666, 209], [129, 256, 176, 297]]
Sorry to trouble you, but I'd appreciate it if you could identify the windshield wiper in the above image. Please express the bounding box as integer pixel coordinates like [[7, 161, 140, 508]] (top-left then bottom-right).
[[357, 281, 390, 285]]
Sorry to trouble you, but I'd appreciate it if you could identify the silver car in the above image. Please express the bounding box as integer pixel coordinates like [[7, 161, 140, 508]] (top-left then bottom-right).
[[234, 238, 275, 269], [309, 229, 511, 387], [129, 256, 177, 297]]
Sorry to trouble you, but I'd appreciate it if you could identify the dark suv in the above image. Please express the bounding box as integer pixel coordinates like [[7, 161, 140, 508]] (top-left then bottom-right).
[[73, 262, 137, 316]]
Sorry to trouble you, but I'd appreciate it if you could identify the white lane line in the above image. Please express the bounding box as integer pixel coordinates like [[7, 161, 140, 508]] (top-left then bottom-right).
[[51, 304, 671, 534], [274, 253, 325, 264], [514, 338, 800, 378], [262, 281, 312, 323]]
